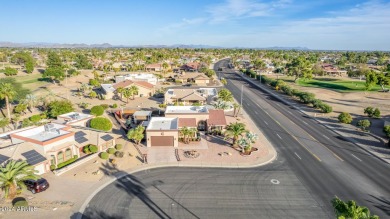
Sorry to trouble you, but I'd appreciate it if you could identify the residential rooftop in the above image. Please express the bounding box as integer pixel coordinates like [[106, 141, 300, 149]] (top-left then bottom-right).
[[165, 106, 209, 114], [147, 117, 178, 130], [54, 112, 94, 125], [11, 123, 71, 143]]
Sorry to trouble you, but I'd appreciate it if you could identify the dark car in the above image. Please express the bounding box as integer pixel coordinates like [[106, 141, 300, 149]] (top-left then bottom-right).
[[182, 83, 192, 87], [24, 178, 49, 194]]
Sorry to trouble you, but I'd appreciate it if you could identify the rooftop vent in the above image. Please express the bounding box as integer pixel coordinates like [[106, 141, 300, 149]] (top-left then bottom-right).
[[44, 124, 56, 132]]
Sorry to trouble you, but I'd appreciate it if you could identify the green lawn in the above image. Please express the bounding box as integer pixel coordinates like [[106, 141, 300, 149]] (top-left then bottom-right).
[[11, 73, 50, 90], [296, 78, 384, 92]]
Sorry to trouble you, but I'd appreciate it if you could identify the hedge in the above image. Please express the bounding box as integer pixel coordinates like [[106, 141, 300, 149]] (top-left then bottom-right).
[[57, 155, 78, 169]]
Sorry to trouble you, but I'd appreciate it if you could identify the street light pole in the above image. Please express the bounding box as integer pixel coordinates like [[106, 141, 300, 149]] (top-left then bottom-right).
[[240, 84, 243, 107]]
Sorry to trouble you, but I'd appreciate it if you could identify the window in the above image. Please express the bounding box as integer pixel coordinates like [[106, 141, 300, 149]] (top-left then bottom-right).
[[50, 155, 56, 165], [57, 151, 64, 163], [65, 148, 72, 161]]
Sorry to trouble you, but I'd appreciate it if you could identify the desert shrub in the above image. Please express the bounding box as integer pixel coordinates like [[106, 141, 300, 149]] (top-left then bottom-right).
[[373, 108, 381, 118], [89, 145, 98, 153], [83, 146, 90, 154], [50, 165, 56, 171], [280, 85, 293, 96], [115, 144, 123, 150], [114, 151, 124, 158], [311, 99, 323, 109], [107, 148, 116, 154], [319, 103, 332, 113], [383, 125, 390, 138], [100, 152, 109, 159], [29, 114, 41, 123], [338, 112, 353, 124], [357, 119, 371, 131], [12, 197, 28, 207], [90, 105, 104, 116], [90, 117, 112, 131], [100, 104, 109, 110], [364, 107, 374, 117], [111, 103, 118, 108], [158, 103, 167, 108], [295, 92, 316, 104]]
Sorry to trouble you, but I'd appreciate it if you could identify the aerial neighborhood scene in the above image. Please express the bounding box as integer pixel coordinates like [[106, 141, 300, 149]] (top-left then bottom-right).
[[0, 0, 390, 219]]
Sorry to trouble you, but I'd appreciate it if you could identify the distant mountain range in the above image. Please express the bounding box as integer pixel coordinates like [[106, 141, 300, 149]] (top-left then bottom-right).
[[0, 41, 309, 50]]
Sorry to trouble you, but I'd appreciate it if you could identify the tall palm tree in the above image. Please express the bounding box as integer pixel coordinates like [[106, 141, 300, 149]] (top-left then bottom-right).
[[0, 118, 9, 132], [224, 122, 247, 147], [179, 126, 196, 144], [129, 85, 139, 100], [116, 87, 125, 100], [0, 83, 16, 121], [213, 100, 229, 110], [123, 88, 132, 103], [218, 88, 234, 102], [0, 160, 39, 199], [24, 94, 37, 113], [233, 103, 241, 117]]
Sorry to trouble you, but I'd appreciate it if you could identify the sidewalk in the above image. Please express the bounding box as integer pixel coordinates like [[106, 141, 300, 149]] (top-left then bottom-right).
[[238, 72, 390, 164]]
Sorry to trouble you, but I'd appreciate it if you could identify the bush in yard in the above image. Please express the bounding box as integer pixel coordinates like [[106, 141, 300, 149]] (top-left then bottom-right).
[[29, 114, 42, 123], [90, 117, 112, 131], [57, 155, 78, 169], [364, 107, 374, 117], [89, 144, 98, 153], [90, 105, 104, 116], [357, 119, 371, 131], [107, 148, 116, 154], [319, 103, 333, 113], [280, 85, 293, 96], [111, 103, 118, 108], [114, 151, 124, 158], [383, 125, 390, 138], [12, 197, 28, 207], [338, 112, 353, 124], [311, 99, 323, 109], [158, 103, 167, 108], [100, 104, 109, 110], [50, 165, 56, 171], [115, 144, 123, 150], [83, 146, 90, 154], [373, 108, 381, 118], [100, 152, 109, 159]]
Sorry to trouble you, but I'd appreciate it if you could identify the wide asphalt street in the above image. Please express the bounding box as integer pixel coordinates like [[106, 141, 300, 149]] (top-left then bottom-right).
[[81, 60, 390, 219]]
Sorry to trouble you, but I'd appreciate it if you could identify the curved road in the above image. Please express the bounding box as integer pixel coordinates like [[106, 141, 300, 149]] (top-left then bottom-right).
[[81, 59, 390, 219]]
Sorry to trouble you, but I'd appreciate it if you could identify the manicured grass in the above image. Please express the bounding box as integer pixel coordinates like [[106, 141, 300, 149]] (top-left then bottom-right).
[[296, 78, 384, 92], [11, 73, 50, 90]]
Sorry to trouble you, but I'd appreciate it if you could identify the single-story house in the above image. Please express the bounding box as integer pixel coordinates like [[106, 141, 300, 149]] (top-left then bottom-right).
[[101, 80, 155, 99], [180, 62, 200, 72], [176, 72, 210, 84], [115, 73, 158, 85], [164, 88, 217, 105], [145, 63, 163, 72], [146, 117, 179, 147], [53, 112, 94, 127]]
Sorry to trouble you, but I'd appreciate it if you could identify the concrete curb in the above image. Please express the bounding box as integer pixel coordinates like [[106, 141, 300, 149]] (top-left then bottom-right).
[[75, 150, 276, 219], [237, 72, 390, 164]]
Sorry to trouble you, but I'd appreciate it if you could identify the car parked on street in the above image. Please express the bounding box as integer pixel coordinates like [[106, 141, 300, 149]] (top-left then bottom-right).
[[24, 178, 49, 194]]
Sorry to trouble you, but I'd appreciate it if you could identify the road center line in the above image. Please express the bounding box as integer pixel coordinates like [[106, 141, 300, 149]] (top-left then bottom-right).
[[288, 111, 293, 115], [276, 134, 282, 139], [264, 121, 268, 125], [322, 135, 330, 140], [254, 111, 258, 115], [351, 154, 362, 162], [265, 111, 269, 115], [302, 121, 308, 125], [294, 152, 302, 160]]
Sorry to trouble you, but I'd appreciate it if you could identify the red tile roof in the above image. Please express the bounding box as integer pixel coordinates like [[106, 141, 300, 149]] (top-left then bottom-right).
[[207, 109, 227, 126], [178, 118, 197, 128]]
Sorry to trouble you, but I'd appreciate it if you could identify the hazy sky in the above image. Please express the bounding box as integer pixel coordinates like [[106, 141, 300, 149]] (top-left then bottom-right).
[[1, 0, 390, 50]]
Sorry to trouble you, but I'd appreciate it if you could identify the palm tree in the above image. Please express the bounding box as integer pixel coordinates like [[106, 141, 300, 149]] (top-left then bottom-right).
[[129, 85, 139, 100], [218, 88, 234, 102], [24, 94, 37, 113], [0, 118, 9, 132], [331, 197, 379, 219], [123, 88, 132, 103], [116, 87, 125, 100], [233, 103, 241, 117], [213, 100, 230, 110], [179, 126, 196, 144], [0, 83, 16, 121], [0, 160, 39, 199], [224, 122, 247, 147], [221, 78, 227, 85]]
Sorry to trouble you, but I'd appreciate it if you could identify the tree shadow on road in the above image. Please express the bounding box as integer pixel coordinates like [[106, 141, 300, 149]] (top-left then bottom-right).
[[367, 195, 390, 216]]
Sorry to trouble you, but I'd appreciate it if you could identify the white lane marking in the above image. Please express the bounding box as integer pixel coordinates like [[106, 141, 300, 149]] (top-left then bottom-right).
[[302, 121, 308, 125], [322, 135, 330, 140], [294, 152, 302, 160], [276, 134, 282, 139], [265, 112, 269, 115], [264, 121, 268, 125], [254, 111, 258, 115], [351, 154, 362, 162], [247, 103, 250, 106], [288, 111, 293, 115], [256, 103, 261, 107]]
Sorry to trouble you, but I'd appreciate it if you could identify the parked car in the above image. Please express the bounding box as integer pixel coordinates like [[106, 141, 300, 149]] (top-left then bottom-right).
[[24, 178, 49, 194], [182, 83, 192, 87]]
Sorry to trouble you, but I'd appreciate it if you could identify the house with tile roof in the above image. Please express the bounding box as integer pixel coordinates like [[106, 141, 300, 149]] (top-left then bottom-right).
[[164, 88, 217, 105], [101, 80, 155, 99]]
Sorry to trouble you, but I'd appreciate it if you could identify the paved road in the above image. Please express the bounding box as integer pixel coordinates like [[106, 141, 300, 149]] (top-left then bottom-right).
[[216, 59, 390, 218], [81, 59, 390, 219]]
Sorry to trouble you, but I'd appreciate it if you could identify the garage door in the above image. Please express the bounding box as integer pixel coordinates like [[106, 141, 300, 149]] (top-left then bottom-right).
[[151, 136, 174, 146]]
